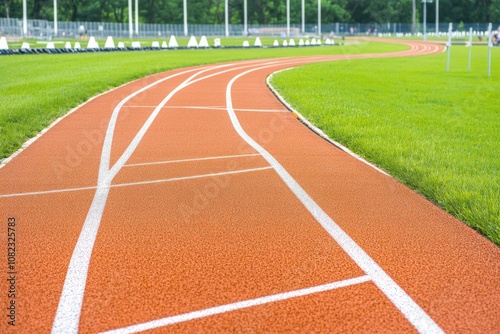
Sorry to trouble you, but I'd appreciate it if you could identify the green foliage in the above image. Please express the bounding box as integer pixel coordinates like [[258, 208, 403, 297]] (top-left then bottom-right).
[[1, 0, 498, 24], [271, 45, 500, 245]]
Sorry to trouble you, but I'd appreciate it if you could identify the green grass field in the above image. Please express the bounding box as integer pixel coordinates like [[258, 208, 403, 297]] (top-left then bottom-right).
[[271, 45, 499, 245], [0, 41, 404, 159]]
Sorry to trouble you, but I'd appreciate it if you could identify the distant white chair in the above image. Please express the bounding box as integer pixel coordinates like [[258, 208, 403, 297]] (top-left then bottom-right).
[[87, 36, 99, 49], [168, 35, 179, 48], [0, 36, 8, 50], [104, 36, 116, 49], [199, 36, 209, 48], [187, 36, 198, 48]]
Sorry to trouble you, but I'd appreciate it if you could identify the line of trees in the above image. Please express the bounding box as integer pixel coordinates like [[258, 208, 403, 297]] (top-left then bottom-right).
[[1, 0, 499, 24]]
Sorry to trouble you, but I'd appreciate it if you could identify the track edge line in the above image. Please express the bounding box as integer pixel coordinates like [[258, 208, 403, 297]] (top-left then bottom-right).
[[266, 69, 390, 177], [99, 276, 372, 334]]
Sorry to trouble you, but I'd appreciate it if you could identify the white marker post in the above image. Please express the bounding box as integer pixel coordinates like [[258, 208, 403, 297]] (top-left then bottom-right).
[[487, 23, 492, 77], [446, 23, 452, 72], [286, 0, 290, 37], [422, 0, 433, 42], [54, 0, 58, 36], [128, 0, 133, 38], [468, 27, 473, 72], [301, 0, 305, 34], [135, 0, 139, 36], [183, 0, 188, 36], [435, 0, 439, 35], [22, 0, 27, 37], [225, 0, 229, 37], [317, 0, 321, 36], [244, 0, 247, 36]]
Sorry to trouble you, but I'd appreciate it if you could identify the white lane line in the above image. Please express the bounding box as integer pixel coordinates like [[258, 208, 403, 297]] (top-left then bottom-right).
[[0, 166, 271, 198], [225, 64, 444, 334], [266, 71, 390, 177], [50, 56, 358, 333], [0, 185, 97, 198], [51, 186, 111, 334], [100, 275, 371, 334], [233, 108, 289, 113], [121, 105, 213, 108], [51, 62, 243, 334], [124, 153, 261, 167], [51, 58, 301, 334], [112, 166, 272, 189], [107, 59, 292, 182], [101, 66, 220, 184], [124, 105, 288, 113]]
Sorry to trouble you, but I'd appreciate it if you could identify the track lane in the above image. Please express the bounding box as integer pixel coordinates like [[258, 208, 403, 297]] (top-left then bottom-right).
[[1, 41, 499, 333], [77, 58, 372, 333], [224, 60, 443, 333], [81, 45, 444, 332], [231, 48, 500, 333]]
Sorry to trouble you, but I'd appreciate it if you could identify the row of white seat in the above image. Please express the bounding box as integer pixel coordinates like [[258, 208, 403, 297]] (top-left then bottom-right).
[[0, 35, 335, 51]]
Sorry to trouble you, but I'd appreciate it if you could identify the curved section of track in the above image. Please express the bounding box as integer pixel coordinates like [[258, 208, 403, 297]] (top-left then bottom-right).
[[1, 41, 499, 333]]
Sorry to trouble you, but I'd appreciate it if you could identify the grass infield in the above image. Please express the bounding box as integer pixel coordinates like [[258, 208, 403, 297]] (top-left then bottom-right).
[[271, 44, 499, 245]]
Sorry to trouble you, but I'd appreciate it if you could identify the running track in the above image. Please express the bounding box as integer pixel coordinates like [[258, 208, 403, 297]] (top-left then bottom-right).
[[1, 41, 499, 333]]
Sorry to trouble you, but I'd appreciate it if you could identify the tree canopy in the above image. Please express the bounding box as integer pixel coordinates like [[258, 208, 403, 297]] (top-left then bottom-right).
[[1, 0, 499, 24]]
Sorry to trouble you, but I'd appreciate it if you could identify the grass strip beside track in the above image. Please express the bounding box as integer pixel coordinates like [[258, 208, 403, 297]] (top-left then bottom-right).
[[271, 45, 499, 246], [0, 41, 404, 160]]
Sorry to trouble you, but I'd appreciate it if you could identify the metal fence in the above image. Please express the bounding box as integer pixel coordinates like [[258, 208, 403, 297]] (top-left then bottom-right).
[[1, 18, 498, 39]]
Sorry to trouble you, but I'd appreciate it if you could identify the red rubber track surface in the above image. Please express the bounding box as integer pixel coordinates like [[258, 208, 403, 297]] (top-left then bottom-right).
[[1, 41, 499, 333]]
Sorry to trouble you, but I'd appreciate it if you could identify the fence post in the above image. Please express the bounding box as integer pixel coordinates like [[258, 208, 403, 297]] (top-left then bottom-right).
[[128, 0, 132, 38], [135, 0, 139, 36], [54, 0, 58, 36], [22, 0, 27, 37], [446, 23, 452, 72], [183, 0, 188, 36], [468, 27, 472, 72], [487, 23, 492, 77], [286, 0, 290, 37], [225, 0, 229, 37]]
